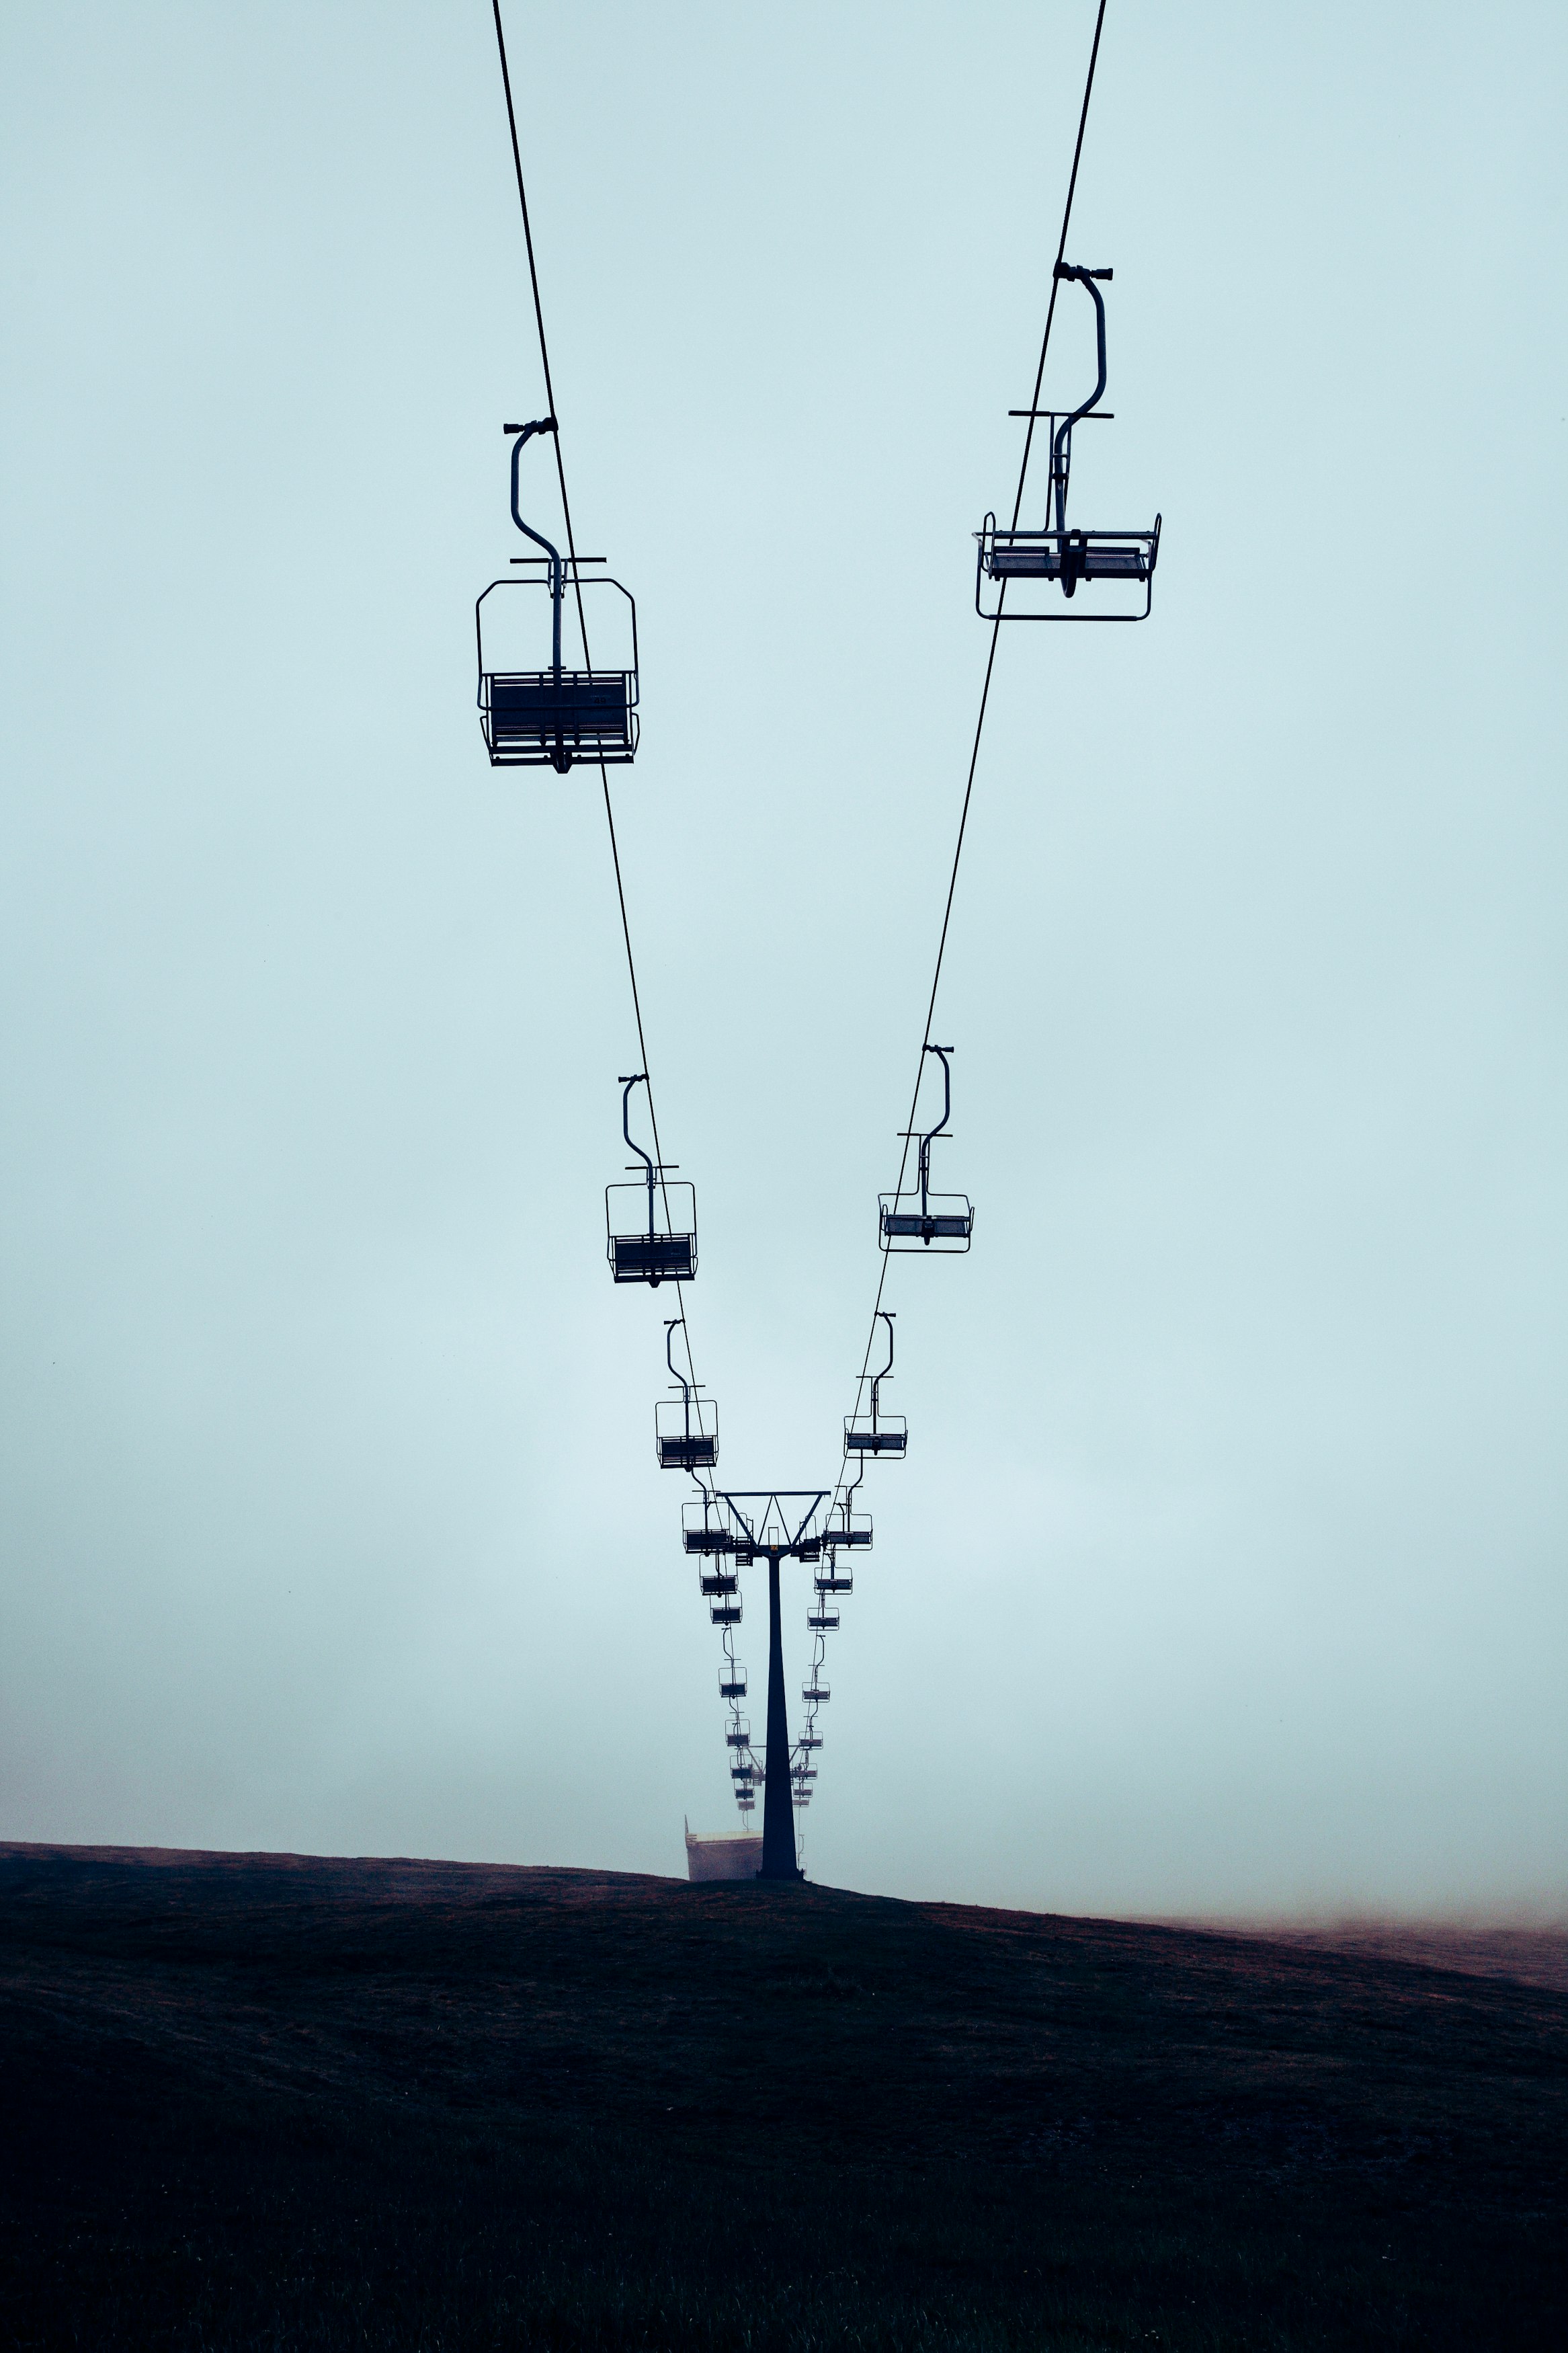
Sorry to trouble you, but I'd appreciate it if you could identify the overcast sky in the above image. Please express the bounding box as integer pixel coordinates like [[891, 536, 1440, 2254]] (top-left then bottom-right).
[[1, 1, 1564, 1917]]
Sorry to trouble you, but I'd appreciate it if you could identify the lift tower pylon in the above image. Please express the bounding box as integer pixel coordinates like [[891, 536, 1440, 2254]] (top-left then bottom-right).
[[759, 1556, 800, 1879]]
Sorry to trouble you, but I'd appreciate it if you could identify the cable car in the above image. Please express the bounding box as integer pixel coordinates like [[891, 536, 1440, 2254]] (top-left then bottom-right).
[[807, 1598, 841, 1634], [880, 1045, 973, 1252], [802, 1676, 830, 1705], [844, 1312, 907, 1459], [719, 1665, 747, 1700], [476, 417, 640, 769], [710, 1595, 742, 1628], [976, 266, 1160, 623], [656, 1318, 717, 1469], [608, 1074, 696, 1286]]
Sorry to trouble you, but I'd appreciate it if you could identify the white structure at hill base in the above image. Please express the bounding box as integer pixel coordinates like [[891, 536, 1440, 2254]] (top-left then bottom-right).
[[685, 1818, 763, 1882]]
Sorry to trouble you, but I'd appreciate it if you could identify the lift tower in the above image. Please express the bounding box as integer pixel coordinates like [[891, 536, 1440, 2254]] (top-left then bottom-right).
[[697, 1492, 827, 1881]]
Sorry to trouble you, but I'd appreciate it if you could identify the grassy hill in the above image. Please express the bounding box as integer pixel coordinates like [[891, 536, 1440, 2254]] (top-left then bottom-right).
[[2, 1845, 1565, 2350]]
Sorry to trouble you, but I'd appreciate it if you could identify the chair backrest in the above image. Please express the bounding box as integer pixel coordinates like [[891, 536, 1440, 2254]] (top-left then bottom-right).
[[614, 1233, 697, 1280], [491, 672, 630, 746]]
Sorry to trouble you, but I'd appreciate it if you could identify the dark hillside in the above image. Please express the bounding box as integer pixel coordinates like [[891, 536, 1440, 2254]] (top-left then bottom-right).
[[1, 1844, 1564, 2350]]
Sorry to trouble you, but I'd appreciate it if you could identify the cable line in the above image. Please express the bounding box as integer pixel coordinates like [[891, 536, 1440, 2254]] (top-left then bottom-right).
[[489, 0, 701, 1402], [835, 0, 1109, 1497], [486, 0, 1124, 1849]]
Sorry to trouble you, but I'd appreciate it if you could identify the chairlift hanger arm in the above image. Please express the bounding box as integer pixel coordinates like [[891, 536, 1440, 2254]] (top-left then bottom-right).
[[1048, 266, 1110, 532], [618, 1072, 657, 1234], [664, 1316, 692, 1406], [507, 417, 565, 678], [869, 1310, 895, 1425], [918, 1043, 955, 1215]]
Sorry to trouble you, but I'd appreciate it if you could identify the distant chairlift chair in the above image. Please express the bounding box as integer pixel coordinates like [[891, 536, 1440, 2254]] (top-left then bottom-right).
[[606, 1074, 697, 1286], [656, 1318, 718, 1469], [476, 417, 640, 769], [844, 1310, 907, 1459], [976, 266, 1161, 623], [879, 1045, 974, 1252], [684, 1499, 738, 1555]]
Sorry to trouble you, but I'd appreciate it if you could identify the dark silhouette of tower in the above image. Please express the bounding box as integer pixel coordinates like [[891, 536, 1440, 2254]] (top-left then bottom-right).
[[758, 1556, 800, 1879]]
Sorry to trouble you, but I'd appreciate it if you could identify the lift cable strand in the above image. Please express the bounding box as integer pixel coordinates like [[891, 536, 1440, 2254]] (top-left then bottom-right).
[[837, 0, 1109, 1482], [489, 0, 701, 1401]]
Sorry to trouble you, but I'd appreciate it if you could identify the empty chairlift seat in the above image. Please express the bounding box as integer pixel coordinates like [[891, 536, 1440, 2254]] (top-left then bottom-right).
[[656, 1318, 717, 1468], [843, 1311, 907, 1459], [481, 668, 636, 768], [975, 265, 1161, 624], [684, 1502, 737, 1554], [476, 418, 639, 771], [879, 1045, 974, 1254], [606, 1074, 697, 1287]]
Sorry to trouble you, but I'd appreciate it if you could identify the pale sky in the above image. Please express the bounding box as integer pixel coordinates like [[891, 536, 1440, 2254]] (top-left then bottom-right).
[[1, 0, 1564, 1915]]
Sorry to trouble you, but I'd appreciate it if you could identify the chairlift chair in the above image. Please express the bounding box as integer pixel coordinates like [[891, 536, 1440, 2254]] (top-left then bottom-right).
[[719, 1665, 747, 1700], [477, 419, 640, 768], [879, 1045, 974, 1252], [683, 1499, 737, 1554], [815, 1565, 854, 1595], [655, 1319, 717, 1468], [844, 1312, 908, 1459], [798, 1725, 823, 1749], [725, 1722, 751, 1749], [607, 1075, 697, 1285], [823, 1507, 872, 1552], [710, 1596, 743, 1628], [807, 1599, 841, 1634], [976, 267, 1161, 623], [699, 1568, 738, 1597], [729, 1759, 753, 1784], [803, 1677, 830, 1704]]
